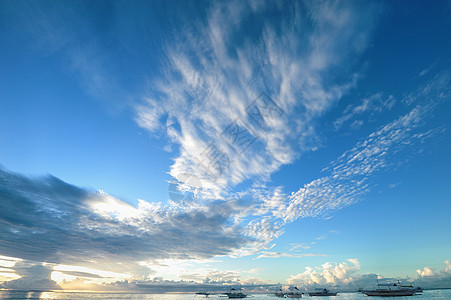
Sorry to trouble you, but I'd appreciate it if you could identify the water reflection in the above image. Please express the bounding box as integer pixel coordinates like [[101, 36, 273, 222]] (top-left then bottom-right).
[[1, 290, 43, 299]]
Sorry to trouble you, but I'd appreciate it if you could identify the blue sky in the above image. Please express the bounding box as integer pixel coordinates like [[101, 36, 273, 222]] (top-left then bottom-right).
[[0, 0, 450, 292]]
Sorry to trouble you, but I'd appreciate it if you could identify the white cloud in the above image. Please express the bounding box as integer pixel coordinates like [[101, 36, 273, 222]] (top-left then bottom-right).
[[287, 231, 339, 253], [0, 261, 61, 290], [289, 244, 311, 251], [0, 255, 22, 282], [1, 73, 447, 281], [417, 266, 436, 277], [282, 100, 444, 223], [233, 74, 449, 255], [139, 258, 264, 285], [287, 258, 361, 287], [52, 264, 130, 284], [0, 168, 248, 267], [136, 0, 381, 193], [0, 255, 22, 269], [285, 259, 451, 291], [414, 260, 451, 289], [132, 4, 450, 258], [1, 1, 450, 289], [334, 93, 396, 130], [255, 251, 326, 260], [389, 182, 402, 188], [417, 260, 451, 278]]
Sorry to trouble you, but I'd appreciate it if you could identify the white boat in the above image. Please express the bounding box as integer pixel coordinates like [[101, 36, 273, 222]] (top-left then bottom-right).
[[307, 288, 337, 296], [362, 282, 416, 297], [223, 288, 248, 298], [362, 289, 416, 297]]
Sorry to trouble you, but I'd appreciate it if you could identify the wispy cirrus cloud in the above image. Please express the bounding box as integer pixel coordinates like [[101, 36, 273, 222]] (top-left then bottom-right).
[[234, 73, 450, 255], [333, 93, 396, 130], [289, 231, 340, 252], [279, 109, 435, 221], [279, 73, 449, 223], [136, 0, 381, 193], [254, 251, 326, 260]]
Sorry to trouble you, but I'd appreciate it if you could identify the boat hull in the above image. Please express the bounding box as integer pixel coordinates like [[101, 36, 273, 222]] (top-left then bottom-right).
[[307, 292, 337, 296], [226, 294, 247, 298], [362, 290, 416, 297]]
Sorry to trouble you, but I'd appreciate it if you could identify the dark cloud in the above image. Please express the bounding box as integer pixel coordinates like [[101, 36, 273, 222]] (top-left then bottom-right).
[[0, 261, 61, 290], [0, 167, 248, 267]]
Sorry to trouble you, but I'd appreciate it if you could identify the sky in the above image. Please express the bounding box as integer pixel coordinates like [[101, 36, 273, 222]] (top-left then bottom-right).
[[0, 0, 451, 293]]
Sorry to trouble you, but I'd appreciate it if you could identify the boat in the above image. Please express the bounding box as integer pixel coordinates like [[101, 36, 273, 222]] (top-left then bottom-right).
[[307, 288, 337, 296], [286, 293, 302, 298], [361, 282, 416, 297], [286, 286, 303, 298], [195, 291, 211, 297], [362, 289, 416, 297], [274, 288, 286, 298], [223, 288, 248, 298]]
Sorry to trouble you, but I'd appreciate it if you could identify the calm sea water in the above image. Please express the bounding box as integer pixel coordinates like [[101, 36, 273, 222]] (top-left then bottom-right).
[[0, 290, 450, 300]]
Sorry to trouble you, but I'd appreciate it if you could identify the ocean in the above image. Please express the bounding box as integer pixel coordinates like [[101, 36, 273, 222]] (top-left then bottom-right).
[[1, 289, 451, 300]]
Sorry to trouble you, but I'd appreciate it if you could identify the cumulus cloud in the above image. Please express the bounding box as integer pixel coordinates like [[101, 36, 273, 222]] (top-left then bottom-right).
[[287, 259, 451, 291], [416, 260, 451, 289], [286, 259, 393, 291], [288, 258, 361, 288], [417, 267, 436, 277], [0, 261, 61, 290]]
